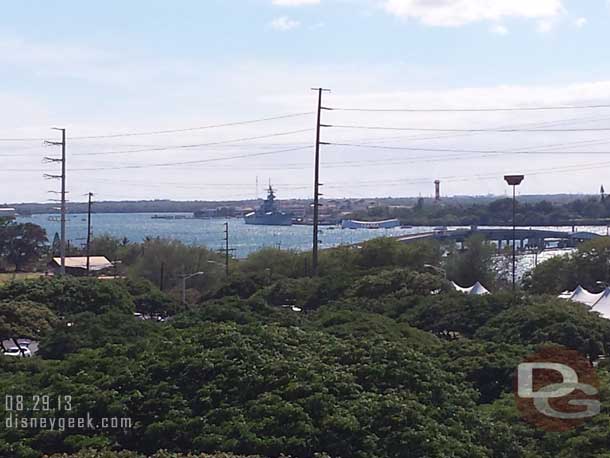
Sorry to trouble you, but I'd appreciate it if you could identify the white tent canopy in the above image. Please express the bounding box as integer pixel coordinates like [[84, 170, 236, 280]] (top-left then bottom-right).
[[592, 289, 610, 319], [451, 281, 490, 296], [559, 286, 610, 319], [569, 286, 604, 307]]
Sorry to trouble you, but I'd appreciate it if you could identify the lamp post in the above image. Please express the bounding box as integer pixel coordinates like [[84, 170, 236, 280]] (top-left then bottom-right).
[[504, 175, 525, 291], [181, 271, 205, 305]]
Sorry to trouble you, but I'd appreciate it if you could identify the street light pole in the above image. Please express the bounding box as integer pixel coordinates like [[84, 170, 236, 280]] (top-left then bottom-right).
[[512, 184, 516, 289], [181, 271, 205, 305], [504, 175, 525, 292]]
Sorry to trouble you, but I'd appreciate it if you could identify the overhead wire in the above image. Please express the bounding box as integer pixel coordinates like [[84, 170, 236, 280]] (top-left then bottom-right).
[[328, 124, 610, 133], [325, 103, 610, 113], [73, 129, 314, 156], [0, 112, 314, 142], [68, 112, 314, 140], [69, 145, 313, 171]]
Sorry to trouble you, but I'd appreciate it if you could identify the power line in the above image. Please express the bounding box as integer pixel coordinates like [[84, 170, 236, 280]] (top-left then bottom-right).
[[333, 115, 610, 147], [69, 145, 313, 171], [330, 142, 610, 155], [73, 129, 314, 156], [0, 137, 45, 143], [0, 112, 313, 142], [69, 112, 314, 139], [323, 159, 610, 188], [325, 103, 610, 113], [328, 124, 610, 133]]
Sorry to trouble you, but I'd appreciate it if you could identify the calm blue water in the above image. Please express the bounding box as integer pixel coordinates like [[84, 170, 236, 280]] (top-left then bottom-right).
[[19, 213, 427, 258], [18, 213, 610, 262]]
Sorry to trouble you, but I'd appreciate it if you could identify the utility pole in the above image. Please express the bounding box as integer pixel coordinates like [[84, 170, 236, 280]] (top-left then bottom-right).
[[215, 222, 235, 277], [160, 262, 165, 291], [86, 192, 93, 275], [311, 87, 331, 276], [44, 128, 67, 275], [224, 222, 229, 276]]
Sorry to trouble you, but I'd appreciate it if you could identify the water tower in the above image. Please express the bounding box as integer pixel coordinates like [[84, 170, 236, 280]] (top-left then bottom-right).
[[434, 180, 441, 202]]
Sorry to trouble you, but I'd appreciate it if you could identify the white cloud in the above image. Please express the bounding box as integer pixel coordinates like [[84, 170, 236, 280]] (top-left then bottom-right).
[[574, 17, 587, 28], [382, 0, 564, 27], [269, 16, 301, 30], [272, 0, 320, 5], [490, 24, 509, 35], [536, 19, 555, 33]]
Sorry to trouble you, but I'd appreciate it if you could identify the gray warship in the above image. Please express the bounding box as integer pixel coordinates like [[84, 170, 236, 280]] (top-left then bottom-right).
[[244, 185, 293, 226]]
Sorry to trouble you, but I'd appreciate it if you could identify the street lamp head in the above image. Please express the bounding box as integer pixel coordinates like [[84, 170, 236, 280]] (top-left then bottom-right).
[[504, 175, 525, 186]]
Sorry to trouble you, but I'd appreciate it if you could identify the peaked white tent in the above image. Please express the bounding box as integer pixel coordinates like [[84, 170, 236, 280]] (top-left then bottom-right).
[[470, 282, 490, 295], [569, 286, 604, 307], [451, 281, 490, 296], [592, 288, 610, 319], [559, 286, 610, 319]]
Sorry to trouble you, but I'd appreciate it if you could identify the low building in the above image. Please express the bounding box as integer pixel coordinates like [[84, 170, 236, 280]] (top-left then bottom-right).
[[49, 256, 114, 276]]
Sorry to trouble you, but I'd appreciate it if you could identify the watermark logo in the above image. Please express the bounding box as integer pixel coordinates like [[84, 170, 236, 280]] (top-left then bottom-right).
[[514, 346, 600, 431], [3, 394, 132, 431]]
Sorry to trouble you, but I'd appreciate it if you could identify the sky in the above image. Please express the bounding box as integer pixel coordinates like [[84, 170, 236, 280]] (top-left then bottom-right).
[[2, 0, 610, 202]]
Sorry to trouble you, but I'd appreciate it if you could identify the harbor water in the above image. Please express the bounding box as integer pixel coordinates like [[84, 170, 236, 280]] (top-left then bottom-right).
[[18, 214, 609, 268]]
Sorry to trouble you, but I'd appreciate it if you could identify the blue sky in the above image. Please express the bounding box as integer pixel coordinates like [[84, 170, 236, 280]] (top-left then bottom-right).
[[2, 0, 610, 202]]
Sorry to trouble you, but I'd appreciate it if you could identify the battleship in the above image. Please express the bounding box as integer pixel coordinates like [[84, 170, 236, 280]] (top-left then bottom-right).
[[244, 185, 293, 226]]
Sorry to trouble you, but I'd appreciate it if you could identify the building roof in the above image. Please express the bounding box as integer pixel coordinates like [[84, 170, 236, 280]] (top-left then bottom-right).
[[51, 256, 113, 271]]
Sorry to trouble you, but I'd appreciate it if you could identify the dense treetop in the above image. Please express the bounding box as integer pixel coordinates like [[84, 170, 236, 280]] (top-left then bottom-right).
[[2, 235, 610, 458]]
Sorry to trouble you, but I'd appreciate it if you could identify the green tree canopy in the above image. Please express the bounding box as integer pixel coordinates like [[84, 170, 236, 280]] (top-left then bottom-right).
[[0, 277, 134, 315], [0, 221, 47, 271], [0, 300, 57, 340]]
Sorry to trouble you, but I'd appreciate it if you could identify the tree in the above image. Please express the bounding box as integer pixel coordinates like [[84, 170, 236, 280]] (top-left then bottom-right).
[[523, 255, 576, 294], [0, 221, 48, 271], [51, 232, 61, 256], [0, 300, 57, 354], [0, 277, 134, 315], [572, 237, 610, 289], [129, 238, 223, 293], [356, 238, 441, 271], [444, 235, 496, 288], [525, 237, 610, 293], [0, 300, 56, 339], [346, 269, 444, 299], [0, 322, 518, 458], [475, 298, 610, 360]]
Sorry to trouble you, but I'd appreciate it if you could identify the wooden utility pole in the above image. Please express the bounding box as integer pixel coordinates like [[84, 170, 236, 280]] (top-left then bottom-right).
[[221, 222, 236, 276], [311, 87, 330, 276], [160, 262, 165, 291], [86, 192, 93, 275]]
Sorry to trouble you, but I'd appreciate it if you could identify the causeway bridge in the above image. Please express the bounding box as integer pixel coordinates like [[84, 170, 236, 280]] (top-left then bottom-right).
[[396, 227, 603, 249]]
